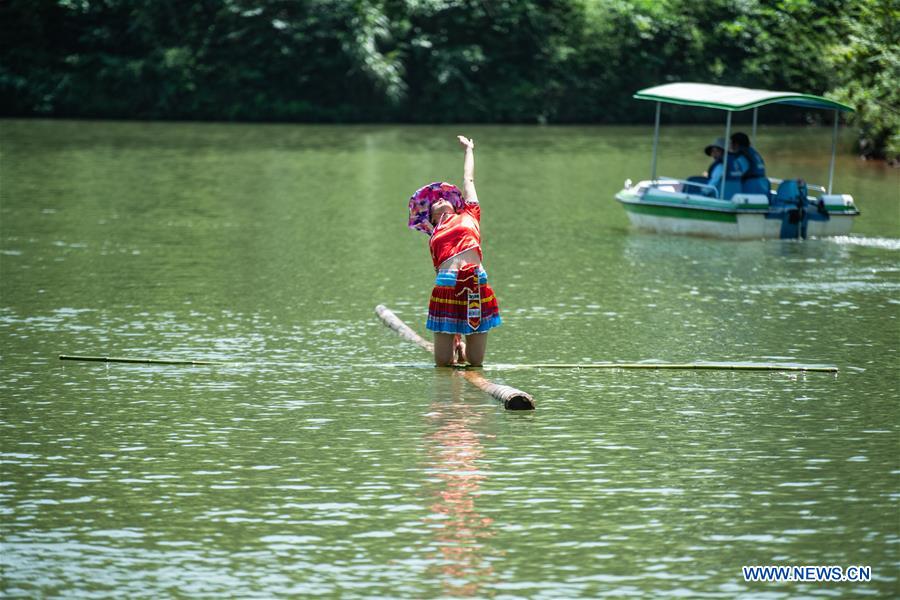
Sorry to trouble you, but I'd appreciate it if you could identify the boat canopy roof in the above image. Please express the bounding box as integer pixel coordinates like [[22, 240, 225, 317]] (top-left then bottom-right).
[[634, 82, 853, 113]]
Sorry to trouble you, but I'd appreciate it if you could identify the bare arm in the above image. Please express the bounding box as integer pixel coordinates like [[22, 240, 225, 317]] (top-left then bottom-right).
[[458, 135, 477, 202]]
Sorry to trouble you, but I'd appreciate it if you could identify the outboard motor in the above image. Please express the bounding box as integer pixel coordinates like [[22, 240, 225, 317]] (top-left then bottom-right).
[[773, 179, 810, 239]]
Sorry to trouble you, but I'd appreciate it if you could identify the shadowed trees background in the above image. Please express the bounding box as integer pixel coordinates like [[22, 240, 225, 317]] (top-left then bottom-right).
[[1, 0, 896, 159]]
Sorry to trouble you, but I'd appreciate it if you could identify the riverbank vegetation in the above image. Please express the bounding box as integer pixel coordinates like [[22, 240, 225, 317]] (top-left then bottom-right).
[[2, 0, 896, 160]]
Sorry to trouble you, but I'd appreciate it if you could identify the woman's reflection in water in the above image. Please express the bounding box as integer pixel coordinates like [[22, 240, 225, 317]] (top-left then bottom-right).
[[424, 372, 499, 597]]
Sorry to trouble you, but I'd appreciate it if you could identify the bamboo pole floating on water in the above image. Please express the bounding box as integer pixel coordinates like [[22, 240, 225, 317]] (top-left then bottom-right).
[[374, 305, 435, 354], [503, 363, 839, 373], [58, 354, 838, 372], [374, 305, 536, 410], [59, 354, 218, 366]]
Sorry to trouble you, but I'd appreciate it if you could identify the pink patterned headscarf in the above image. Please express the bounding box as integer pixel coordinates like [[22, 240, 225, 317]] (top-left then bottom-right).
[[408, 182, 464, 235]]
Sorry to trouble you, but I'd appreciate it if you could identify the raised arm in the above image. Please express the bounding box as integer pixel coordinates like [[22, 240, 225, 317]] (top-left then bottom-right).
[[457, 135, 477, 202]]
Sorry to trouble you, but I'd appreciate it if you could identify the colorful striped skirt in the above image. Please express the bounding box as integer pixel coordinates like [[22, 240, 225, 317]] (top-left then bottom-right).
[[426, 264, 502, 334]]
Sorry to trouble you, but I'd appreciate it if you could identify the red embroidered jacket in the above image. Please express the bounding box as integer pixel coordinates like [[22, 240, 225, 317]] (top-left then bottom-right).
[[429, 201, 482, 270]]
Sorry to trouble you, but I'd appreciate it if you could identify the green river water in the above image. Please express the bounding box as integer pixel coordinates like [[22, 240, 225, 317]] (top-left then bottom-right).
[[1, 120, 898, 598]]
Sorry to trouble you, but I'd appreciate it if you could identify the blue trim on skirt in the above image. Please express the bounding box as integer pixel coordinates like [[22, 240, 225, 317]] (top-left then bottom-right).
[[427, 314, 502, 334], [434, 267, 488, 287]]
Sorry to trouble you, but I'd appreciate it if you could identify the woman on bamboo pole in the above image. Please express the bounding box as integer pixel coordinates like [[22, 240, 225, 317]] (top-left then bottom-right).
[[408, 136, 502, 367]]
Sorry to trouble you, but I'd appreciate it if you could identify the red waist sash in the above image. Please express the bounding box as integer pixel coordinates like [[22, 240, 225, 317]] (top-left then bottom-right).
[[454, 264, 482, 331]]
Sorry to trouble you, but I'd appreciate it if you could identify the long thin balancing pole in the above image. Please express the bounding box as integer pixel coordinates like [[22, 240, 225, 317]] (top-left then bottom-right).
[[374, 305, 535, 410], [504, 363, 838, 373], [60, 354, 218, 366]]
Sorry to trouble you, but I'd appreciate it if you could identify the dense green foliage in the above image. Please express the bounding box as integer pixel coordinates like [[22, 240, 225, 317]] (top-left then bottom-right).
[[2, 0, 896, 158], [824, 1, 899, 161]]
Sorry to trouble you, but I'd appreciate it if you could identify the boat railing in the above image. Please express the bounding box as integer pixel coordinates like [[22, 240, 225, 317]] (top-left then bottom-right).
[[647, 176, 828, 200], [650, 177, 720, 197], [767, 177, 827, 196]]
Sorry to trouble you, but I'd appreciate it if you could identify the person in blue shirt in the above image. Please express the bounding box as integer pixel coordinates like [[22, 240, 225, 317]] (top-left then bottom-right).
[[730, 132, 769, 195], [704, 138, 725, 194], [685, 138, 723, 195], [686, 137, 748, 199]]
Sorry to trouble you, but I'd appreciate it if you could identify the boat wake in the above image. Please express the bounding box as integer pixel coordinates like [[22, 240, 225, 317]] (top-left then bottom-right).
[[822, 236, 900, 250]]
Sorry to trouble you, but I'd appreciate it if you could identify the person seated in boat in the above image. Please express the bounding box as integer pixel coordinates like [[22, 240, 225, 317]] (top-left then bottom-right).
[[730, 132, 769, 195], [684, 137, 748, 199], [684, 137, 724, 195], [407, 135, 502, 367]]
